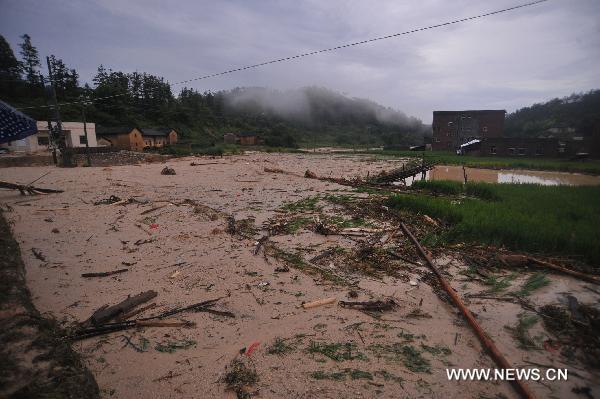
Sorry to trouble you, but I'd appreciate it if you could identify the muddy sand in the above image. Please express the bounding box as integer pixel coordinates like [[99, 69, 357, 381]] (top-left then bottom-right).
[[0, 152, 598, 399]]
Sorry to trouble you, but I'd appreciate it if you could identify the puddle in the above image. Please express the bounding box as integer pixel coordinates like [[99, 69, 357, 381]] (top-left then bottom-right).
[[399, 165, 600, 186]]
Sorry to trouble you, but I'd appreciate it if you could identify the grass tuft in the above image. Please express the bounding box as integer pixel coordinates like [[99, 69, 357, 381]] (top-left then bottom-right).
[[267, 337, 294, 355], [513, 273, 551, 297], [307, 341, 368, 362], [281, 196, 321, 212]]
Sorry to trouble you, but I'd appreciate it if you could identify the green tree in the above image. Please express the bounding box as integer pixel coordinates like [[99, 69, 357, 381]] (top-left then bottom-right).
[[47, 55, 79, 98], [0, 35, 21, 80], [19, 34, 41, 85]]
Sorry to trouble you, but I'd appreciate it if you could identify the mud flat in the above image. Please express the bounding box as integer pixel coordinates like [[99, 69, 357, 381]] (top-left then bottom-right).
[[0, 152, 598, 399]]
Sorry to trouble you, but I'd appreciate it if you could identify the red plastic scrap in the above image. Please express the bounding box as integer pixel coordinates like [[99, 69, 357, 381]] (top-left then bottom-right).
[[245, 342, 260, 357]]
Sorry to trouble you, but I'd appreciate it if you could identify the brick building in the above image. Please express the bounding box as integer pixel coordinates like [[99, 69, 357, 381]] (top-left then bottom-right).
[[97, 127, 177, 151], [432, 110, 506, 151], [97, 127, 145, 152]]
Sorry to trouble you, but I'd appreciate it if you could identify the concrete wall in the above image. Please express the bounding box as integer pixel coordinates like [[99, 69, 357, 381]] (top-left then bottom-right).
[[480, 138, 560, 157], [1, 121, 97, 153], [60, 122, 98, 148]]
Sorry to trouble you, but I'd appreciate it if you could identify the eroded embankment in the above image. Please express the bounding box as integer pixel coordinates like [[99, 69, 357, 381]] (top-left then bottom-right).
[[0, 211, 99, 399]]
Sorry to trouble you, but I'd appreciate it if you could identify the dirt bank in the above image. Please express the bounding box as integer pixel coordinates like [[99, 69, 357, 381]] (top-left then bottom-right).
[[0, 211, 99, 399]]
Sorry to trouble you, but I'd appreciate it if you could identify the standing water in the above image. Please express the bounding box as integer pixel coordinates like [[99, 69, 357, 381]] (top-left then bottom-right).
[[402, 165, 600, 186]]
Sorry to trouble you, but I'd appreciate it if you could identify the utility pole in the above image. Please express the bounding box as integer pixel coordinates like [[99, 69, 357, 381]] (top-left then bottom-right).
[[40, 72, 57, 165], [81, 97, 92, 166], [46, 56, 72, 166]]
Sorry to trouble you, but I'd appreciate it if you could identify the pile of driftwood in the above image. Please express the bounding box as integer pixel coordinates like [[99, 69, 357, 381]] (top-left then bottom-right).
[[0, 180, 63, 196], [72, 290, 234, 340]]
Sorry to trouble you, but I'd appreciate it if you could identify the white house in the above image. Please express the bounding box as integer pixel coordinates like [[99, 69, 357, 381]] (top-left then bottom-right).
[[1, 121, 98, 153]]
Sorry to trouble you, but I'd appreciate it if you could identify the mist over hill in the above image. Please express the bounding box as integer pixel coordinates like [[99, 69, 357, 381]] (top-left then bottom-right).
[[506, 89, 600, 138], [219, 86, 428, 147]]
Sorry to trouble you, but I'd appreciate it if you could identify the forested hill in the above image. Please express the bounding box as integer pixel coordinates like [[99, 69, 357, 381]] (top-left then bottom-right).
[[505, 90, 600, 138], [0, 34, 428, 148]]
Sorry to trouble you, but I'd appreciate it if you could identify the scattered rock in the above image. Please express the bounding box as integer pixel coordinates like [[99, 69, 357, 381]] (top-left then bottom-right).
[[161, 166, 176, 175], [304, 170, 317, 179]]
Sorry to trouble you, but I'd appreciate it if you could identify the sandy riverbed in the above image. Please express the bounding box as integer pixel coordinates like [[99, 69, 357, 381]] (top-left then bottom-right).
[[0, 153, 597, 399]]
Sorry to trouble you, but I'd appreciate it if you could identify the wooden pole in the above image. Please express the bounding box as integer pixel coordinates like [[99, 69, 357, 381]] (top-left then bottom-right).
[[399, 223, 537, 399], [82, 101, 92, 166]]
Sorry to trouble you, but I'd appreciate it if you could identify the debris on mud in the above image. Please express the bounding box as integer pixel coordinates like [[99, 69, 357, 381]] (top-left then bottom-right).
[[81, 268, 129, 278], [302, 297, 337, 309], [267, 337, 295, 355], [539, 300, 600, 368], [93, 195, 122, 205], [339, 298, 397, 312], [0, 179, 64, 195], [82, 290, 158, 326], [222, 356, 259, 399], [304, 169, 317, 179], [31, 247, 46, 261], [161, 166, 176, 175], [155, 339, 196, 353]]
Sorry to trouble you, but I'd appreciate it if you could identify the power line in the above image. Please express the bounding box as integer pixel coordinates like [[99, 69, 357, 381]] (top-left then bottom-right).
[[171, 0, 549, 86], [16, 0, 549, 111]]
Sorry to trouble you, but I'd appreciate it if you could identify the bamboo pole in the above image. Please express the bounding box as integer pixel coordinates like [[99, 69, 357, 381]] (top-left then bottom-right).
[[399, 223, 536, 399]]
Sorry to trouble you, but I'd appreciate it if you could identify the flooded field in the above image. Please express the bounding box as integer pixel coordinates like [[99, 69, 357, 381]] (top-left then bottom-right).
[[1, 153, 598, 399], [422, 165, 600, 186]]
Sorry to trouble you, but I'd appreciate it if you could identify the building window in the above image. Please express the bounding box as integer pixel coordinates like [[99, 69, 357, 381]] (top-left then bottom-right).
[[435, 137, 440, 143], [508, 148, 516, 155], [38, 136, 49, 146], [79, 135, 87, 145], [518, 148, 526, 156], [490, 146, 497, 155], [535, 146, 544, 156]]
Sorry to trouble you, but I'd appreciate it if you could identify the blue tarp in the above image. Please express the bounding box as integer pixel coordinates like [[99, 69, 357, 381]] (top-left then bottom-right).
[[0, 100, 38, 144]]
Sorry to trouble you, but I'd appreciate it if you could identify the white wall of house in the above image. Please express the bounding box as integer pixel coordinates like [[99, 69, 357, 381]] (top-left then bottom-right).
[[1, 121, 97, 153]]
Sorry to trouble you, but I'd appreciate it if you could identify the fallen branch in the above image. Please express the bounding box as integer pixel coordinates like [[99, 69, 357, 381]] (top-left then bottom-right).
[[498, 254, 600, 285], [140, 204, 169, 215], [0, 180, 63, 196], [135, 320, 194, 328], [387, 250, 422, 266], [339, 299, 396, 312], [400, 223, 537, 399], [81, 268, 128, 278], [153, 297, 234, 319], [72, 318, 194, 341], [116, 302, 156, 321], [529, 257, 600, 285], [31, 248, 46, 261], [82, 290, 158, 326], [302, 297, 336, 309], [71, 297, 232, 340]]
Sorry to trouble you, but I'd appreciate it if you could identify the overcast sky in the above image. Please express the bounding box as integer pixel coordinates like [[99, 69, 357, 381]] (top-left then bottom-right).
[[1, 0, 599, 122]]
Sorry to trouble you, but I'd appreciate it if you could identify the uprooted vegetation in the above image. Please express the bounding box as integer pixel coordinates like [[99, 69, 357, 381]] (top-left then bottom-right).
[[222, 357, 259, 399], [539, 300, 600, 368]]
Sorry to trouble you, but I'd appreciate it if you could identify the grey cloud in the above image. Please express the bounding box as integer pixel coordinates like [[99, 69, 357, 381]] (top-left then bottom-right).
[[1, 0, 599, 122]]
